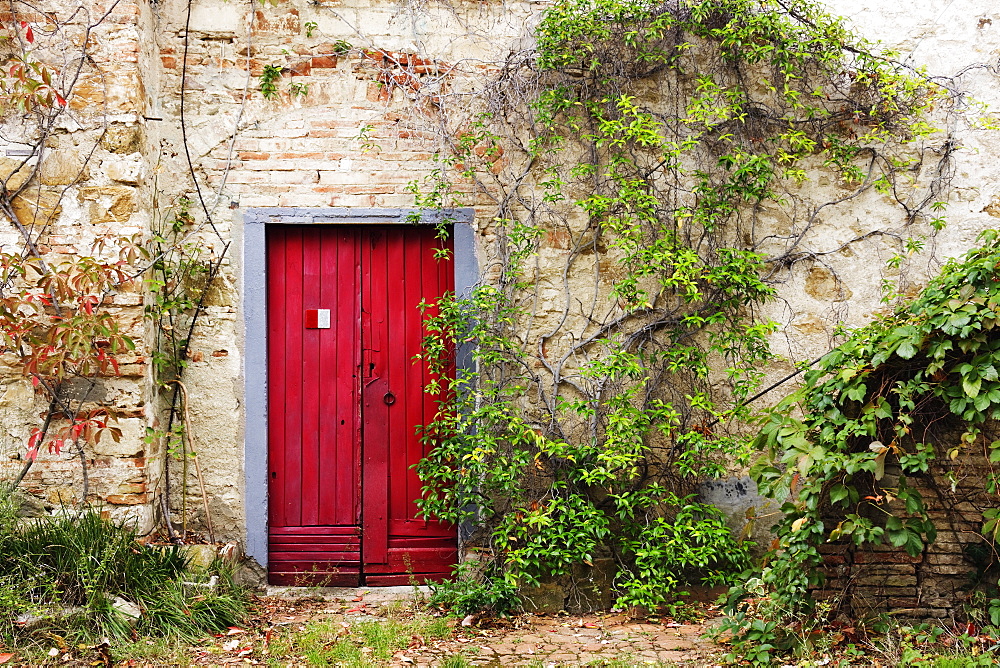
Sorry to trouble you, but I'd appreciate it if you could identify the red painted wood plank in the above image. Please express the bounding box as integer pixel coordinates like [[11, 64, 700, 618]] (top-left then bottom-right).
[[269, 572, 361, 587], [333, 228, 361, 526], [301, 228, 322, 526], [269, 533, 360, 543], [361, 547, 458, 573], [270, 546, 360, 555], [362, 374, 390, 565], [270, 563, 362, 572], [364, 573, 449, 586], [362, 228, 390, 565], [269, 525, 361, 536], [267, 228, 288, 528], [283, 229, 305, 527], [410, 229, 430, 521], [270, 534, 359, 542], [318, 230, 338, 525], [270, 551, 361, 561], [271, 547, 360, 556], [388, 519, 454, 536], [388, 229, 409, 526], [270, 541, 360, 550]]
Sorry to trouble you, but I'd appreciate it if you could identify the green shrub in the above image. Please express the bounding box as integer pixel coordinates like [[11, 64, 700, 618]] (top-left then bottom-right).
[[430, 562, 521, 616]]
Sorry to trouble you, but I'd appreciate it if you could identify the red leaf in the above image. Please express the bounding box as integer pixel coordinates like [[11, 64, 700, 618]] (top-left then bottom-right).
[[0, 652, 14, 664], [48, 438, 63, 455], [31, 375, 39, 387], [25, 26, 33, 43]]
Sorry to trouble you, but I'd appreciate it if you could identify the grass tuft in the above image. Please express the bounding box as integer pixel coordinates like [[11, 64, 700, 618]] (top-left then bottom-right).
[[0, 497, 249, 645]]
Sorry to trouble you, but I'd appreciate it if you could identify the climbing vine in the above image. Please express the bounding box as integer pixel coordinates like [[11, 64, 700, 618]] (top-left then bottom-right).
[[412, 0, 959, 611]]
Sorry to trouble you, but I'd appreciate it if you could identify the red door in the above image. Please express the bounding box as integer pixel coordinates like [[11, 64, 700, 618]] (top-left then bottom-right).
[[266, 225, 457, 586]]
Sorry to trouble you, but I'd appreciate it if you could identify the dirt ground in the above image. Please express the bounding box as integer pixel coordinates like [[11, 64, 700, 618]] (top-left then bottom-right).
[[406, 612, 720, 666], [241, 590, 726, 667]]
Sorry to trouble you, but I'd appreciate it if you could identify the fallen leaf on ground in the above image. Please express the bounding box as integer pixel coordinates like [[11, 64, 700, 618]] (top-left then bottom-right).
[[226, 627, 246, 635], [222, 639, 240, 652], [0, 654, 13, 665]]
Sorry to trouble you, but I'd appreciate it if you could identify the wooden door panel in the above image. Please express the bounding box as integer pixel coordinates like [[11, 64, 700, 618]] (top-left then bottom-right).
[[267, 227, 362, 586], [362, 546, 461, 574], [267, 224, 456, 585], [267, 526, 361, 586], [361, 226, 456, 583]]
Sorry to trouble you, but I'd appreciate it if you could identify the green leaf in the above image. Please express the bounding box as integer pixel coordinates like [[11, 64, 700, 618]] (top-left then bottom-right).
[[904, 531, 924, 557], [896, 340, 918, 359], [830, 483, 849, 505], [887, 529, 908, 547], [963, 375, 982, 399]]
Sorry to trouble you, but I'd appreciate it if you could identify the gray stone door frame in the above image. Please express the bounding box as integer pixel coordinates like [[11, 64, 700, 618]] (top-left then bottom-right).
[[239, 207, 478, 569]]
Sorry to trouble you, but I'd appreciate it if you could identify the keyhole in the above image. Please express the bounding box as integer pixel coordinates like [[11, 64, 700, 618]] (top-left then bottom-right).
[[340, 419, 345, 425], [369, 362, 375, 373], [271, 471, 276, 479]]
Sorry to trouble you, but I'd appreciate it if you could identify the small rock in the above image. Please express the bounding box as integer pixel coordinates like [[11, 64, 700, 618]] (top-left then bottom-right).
[[15, 613, 44, 630], [181, 544, 219, 570], [112, 596, 141, 620]]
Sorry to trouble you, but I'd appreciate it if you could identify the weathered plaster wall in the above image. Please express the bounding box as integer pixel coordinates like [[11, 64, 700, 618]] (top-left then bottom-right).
[[3, 0, 999, 572], [761, 0, 1000, 368]]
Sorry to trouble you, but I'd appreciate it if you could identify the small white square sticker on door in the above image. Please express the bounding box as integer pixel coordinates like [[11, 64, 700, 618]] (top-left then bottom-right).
[[305, 309, 331, 329]]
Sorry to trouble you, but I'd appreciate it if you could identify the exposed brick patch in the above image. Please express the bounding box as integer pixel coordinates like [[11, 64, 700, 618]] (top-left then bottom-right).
[[814, 452, 993, 622]]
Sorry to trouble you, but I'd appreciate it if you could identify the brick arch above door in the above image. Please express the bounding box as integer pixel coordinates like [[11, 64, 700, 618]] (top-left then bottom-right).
[[239, 207, 478, 571]]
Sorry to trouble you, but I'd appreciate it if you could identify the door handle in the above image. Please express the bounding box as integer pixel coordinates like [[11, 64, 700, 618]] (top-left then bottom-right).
[[383, 391, 396, 406]]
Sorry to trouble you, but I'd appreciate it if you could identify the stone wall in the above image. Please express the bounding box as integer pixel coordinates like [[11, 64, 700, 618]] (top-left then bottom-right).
[[0, 0, 158, 528], [0, 0, 999, 576]]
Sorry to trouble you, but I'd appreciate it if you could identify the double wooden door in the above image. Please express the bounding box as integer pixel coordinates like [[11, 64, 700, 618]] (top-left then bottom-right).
[[266, 225, 456, 586]]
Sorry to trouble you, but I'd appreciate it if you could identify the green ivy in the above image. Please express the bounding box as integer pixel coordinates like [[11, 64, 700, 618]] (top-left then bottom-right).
[[724, 230, 1000, 659]]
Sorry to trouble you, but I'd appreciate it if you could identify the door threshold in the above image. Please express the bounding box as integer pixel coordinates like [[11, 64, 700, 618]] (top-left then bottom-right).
[[265, 584, 431, 603]]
